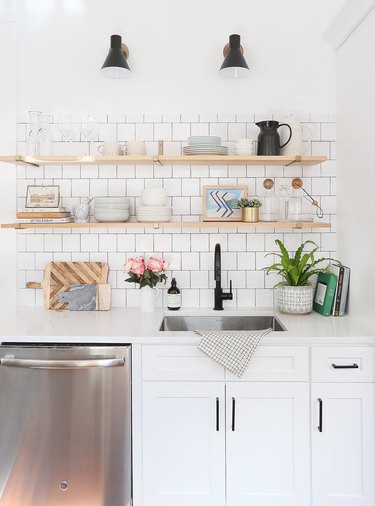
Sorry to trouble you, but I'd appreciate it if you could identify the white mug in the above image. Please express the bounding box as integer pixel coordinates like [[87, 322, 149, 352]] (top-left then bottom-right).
[[127, 140, 147, 156], [98, 141, 126, 156]]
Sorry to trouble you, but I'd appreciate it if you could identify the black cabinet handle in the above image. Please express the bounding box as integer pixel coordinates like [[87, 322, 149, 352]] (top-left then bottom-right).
[[216, 397, 219, 431], [318, 398, 323, 433], [331, 363, 359, 369], [231, 397, 236, 431]]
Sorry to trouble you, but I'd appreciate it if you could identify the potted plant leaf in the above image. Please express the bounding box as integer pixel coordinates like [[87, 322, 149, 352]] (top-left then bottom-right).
[[236, 198, 262, 223], [264, 239, 335, 314]]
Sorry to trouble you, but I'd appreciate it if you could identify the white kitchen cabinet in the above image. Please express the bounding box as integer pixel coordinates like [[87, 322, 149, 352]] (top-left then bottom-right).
[[141, 381, 226, 506], [138, 345, 375, 506], [311, 383, 375, 506], [226, 382, 310, 506]]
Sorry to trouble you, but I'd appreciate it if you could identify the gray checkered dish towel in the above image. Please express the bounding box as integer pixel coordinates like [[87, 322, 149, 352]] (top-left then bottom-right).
[[197, 328, 272, 378]]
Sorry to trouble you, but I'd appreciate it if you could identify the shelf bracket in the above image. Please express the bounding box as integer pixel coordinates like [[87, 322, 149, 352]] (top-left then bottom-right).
[[153, 156, 163, 166], [294, 223, 303, 229], [153, 223, 160, 229], [285, 155, 302, 167], [19, 156, 40, 167]]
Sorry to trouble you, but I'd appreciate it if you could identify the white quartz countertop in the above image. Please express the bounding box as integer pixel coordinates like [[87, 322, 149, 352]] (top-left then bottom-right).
[[0, 307, 374, 346]]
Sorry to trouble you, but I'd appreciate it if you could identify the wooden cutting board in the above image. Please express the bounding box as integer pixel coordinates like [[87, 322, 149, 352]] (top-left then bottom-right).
[[26, 262, 109, 310]]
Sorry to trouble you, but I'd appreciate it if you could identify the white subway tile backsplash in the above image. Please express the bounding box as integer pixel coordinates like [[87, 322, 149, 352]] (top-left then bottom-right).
[[190, 123, 209, 136], [81, 234, 98, 252], [209, 123, 227, 140], [237, 289, 256, 307], [154, 123, 172, 141], [62, 235, 80, 252], [182, 252, 200, 270], [16, 111, 336, 309], [154, 234, 172, 252], [173, 123, 191, 141], [172, 234, 191, 252]]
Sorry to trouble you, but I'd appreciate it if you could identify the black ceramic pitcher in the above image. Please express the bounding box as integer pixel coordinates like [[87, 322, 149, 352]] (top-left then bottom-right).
[[256, 120, 292, 155]]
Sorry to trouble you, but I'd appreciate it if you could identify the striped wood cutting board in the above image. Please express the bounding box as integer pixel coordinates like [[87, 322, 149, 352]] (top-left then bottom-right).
[[27, 262, 109, 309]]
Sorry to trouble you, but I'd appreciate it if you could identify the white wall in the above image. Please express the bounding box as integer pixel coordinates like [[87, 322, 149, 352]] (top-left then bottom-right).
[[15, 0, 342, 114], [0, 0, 344, 309], [337, 6, 375, 330], [0, 22, 17, 310]]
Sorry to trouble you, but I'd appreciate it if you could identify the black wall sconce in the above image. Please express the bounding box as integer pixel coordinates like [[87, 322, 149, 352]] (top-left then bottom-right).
[[220, 34, 250, 78], [101, 34, 131, 78]]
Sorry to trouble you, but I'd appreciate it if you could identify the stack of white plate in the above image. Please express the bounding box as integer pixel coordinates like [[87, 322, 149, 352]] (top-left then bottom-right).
[[94, 197, 130, 222], [137, 189, 171, 222], [183, 136, 228, 155]]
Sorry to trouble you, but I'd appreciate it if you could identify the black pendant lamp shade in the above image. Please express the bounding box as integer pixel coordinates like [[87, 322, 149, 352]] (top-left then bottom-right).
[[220, 34, 250, 78], [101, 34, 131, 78]]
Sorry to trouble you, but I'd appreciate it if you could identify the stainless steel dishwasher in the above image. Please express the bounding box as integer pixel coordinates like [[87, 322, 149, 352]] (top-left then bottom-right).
[[0, 344, 131, 506]]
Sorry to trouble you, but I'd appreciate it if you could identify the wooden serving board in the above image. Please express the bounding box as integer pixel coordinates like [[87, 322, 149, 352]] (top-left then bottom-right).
[[57, 284, 111, 311], [26, 262, 109, 310]]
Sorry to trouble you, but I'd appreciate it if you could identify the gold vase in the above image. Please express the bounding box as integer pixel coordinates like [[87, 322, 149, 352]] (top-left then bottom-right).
[[242, 207, 259, 222]]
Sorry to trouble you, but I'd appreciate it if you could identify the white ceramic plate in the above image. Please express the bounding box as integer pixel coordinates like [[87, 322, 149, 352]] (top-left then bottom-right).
[[136, 215, 172, 222], [188, 136, 221, 144]]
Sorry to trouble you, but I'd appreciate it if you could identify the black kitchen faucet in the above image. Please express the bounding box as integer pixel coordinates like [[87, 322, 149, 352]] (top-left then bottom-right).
[[214, 243, 233, 310]]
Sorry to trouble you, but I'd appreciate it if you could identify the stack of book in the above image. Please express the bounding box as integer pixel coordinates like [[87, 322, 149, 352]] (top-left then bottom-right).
[[16, 208, 74, 224], [313, 263, 351, 316]]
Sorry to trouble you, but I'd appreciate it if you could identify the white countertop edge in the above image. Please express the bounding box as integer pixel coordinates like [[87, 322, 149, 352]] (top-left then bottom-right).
[[0, 307, 374, 345]]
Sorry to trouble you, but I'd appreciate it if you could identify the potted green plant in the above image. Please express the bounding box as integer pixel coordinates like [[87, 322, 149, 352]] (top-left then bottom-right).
[[264, 239, 334, 314], [236, 198, 262, 223]]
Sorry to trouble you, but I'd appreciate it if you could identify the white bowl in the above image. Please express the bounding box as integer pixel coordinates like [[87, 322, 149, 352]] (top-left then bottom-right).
[[235, 149, 254, 156], [141, 188, 167, 194], [95, 202, 130, 209], [94, 197, 130, 205], [137, 206, 171, 212], [141, 196, 168, 206], [94, 210, 130, 222]]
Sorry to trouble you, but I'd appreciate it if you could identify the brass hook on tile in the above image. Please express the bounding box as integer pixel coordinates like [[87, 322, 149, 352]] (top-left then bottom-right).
[[291, 177, 324, 219]]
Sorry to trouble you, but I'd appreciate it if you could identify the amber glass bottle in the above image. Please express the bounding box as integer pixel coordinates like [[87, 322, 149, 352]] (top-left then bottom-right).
[[167, 278, 181, 311]]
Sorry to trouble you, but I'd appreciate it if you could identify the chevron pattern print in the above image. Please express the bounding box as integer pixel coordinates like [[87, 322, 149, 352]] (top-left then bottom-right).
[[203, 185, 247, 221]]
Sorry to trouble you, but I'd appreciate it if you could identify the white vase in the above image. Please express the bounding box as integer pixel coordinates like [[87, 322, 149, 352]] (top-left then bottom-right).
[[277, 283, 314, 314], [280, 114, 312, 156], [139, 286, 159, 313]]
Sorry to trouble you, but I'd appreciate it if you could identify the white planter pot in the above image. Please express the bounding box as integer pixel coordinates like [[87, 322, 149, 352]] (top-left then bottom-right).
[[139, 286, 159, 313], [277, 283, 314, 314]]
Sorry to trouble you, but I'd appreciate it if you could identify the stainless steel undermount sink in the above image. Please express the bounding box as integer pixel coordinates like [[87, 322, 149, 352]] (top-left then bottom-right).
[[159, 315, 285, 332]]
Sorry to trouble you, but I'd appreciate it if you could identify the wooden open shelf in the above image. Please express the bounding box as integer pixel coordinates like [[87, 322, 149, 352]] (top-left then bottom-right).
[[1, 221, 331, 230], [0, 155, 327, 167]]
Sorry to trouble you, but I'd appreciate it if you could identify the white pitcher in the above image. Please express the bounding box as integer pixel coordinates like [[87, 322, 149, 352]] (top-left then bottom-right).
[[280, 114, 312, 156], [139, 286, 159, 313]]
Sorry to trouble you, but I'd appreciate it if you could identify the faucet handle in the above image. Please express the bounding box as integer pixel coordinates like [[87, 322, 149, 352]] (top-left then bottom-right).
[[222, 280, 233, 301]]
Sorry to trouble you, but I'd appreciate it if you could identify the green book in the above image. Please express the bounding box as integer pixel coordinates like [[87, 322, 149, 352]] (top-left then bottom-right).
[[313, 272, 338, 316]]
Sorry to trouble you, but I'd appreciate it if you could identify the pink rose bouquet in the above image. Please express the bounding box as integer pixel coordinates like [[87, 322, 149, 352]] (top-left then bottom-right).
[[125, 256, 168, 288]]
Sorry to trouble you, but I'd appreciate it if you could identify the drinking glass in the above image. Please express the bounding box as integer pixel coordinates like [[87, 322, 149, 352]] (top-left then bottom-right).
[[80, 115, 98, 155], [56, 114, 75, 155]]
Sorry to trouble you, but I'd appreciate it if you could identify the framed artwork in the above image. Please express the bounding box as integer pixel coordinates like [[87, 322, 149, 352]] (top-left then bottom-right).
[[202, 185, 248, 221], [26, 185, 60, 208]]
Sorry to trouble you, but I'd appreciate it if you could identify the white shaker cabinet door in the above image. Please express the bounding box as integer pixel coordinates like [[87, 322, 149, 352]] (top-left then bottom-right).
[[226, 382, 310, 506], [311, 383, 375, 506], [142, 382, 225, 506]]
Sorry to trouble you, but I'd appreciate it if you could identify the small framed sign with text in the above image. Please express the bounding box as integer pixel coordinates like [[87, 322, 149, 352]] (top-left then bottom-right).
[[26, 185, 60, 208]]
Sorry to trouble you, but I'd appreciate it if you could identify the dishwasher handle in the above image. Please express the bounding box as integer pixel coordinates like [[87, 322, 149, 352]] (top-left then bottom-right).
[[0, 357, 125, 370]]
